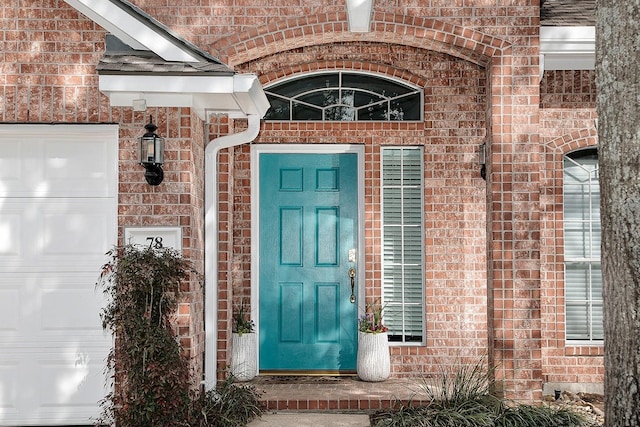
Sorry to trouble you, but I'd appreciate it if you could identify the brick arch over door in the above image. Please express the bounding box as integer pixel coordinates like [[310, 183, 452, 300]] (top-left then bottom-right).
[[212, 10, 546, 401], [258, 61, 429, 92], [212, 11, 509, 68]]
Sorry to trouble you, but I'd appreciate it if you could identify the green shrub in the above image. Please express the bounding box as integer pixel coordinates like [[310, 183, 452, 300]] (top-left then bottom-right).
[[96, 245, 262, 426], [97, 245, 192, 426]]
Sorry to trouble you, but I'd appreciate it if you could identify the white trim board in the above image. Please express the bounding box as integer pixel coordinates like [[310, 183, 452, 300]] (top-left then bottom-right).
[[541, 26, 595, 71]]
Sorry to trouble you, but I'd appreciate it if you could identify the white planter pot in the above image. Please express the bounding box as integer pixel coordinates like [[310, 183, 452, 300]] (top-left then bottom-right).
[[357, 331, 390, 382], [230, 332, 257, 381]]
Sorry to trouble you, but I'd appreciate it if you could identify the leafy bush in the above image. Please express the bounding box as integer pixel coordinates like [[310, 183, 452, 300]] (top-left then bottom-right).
[[97, 245, 192, 426], [371, 356, 587, 427], [96, 245, 262, 426]]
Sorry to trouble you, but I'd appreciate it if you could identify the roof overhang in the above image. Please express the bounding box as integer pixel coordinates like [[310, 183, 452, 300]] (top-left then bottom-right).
[[65, 0, 204, 62], [65, 0, 269, 119], [541, 26, 595, 71], [99, 73, 270, 119]]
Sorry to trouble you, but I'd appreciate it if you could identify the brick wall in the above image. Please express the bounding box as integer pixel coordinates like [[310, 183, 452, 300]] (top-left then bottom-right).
[[3, 0, 605, 401], [1, 1, 106, 122], [222, 43, 490, 380], [540, 70, 602, 391], [216, 1, 542, 401], [1, 1, 208, 382], [214, 0, 541, 399]]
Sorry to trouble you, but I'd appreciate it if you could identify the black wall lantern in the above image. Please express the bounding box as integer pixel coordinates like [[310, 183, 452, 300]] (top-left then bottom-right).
[[478, 142, 487, 181], [139, 116, 165, 186]]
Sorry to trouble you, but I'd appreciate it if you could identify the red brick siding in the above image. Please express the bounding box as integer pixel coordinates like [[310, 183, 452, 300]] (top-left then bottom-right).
[[1, 1, 107, 122], [229, 42, 489, 383], [540, 70, 602, 388], [3, 0, 606, 401], [115, 107, 208, 379]]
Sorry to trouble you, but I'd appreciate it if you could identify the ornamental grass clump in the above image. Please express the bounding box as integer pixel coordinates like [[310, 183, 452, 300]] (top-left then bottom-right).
[[370, 356, 587, 427], [190, 376, 263, 427], [232, 299, 255, 336]]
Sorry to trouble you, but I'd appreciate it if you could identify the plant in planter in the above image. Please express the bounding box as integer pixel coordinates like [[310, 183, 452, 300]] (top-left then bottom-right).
[[357, 300, 390, 382], [230, 299, 257, 381]]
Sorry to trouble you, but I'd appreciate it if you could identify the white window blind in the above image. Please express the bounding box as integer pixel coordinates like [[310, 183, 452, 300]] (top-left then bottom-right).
[[381, 147, 424, 343], [563, 148, 603, 341]]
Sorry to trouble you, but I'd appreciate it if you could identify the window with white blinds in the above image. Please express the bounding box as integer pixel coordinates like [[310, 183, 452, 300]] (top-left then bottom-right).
[[563, 148, 602, 341], [381, 147, 424, 343]]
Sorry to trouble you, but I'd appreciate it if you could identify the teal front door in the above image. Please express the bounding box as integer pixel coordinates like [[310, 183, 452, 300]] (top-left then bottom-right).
[[259, 152, 358, 373]]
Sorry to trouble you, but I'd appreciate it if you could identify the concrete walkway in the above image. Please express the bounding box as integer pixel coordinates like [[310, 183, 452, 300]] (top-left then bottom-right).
[[248, 411, 370, 427]]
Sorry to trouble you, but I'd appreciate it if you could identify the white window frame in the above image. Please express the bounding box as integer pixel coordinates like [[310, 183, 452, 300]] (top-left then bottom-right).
[[381, 146, 425, 344], [563, 148, 603, 343]]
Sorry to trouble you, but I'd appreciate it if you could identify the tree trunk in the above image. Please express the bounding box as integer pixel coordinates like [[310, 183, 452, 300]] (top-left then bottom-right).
[[596, 1, 640, 425]]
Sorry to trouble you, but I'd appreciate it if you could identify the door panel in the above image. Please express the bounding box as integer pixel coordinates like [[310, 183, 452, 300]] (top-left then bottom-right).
[[259, 153, 358, 372]]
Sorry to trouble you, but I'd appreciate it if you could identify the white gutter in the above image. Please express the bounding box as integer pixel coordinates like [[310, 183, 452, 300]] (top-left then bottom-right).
[[203, 114, 262, 389]]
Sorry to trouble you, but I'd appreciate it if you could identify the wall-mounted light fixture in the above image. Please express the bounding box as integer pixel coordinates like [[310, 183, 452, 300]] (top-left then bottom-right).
[[479, 142, 487, 181], [139, 116, 165, 186]]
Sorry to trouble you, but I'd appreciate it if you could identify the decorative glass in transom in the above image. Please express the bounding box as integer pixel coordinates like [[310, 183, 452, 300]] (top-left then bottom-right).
[[264, 71, 422, 121]]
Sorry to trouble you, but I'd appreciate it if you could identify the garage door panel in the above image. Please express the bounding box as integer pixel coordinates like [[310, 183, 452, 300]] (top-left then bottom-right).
[[0, 272, 108, 341], [0, 125, 117, 198], [0, 199, 116, 271], [0, 347, 110, 426], [41, 289, 108, 333], [0, 288, 20, 333], [0, 210, 21, 257], [0, 139, 23, 194], [0, 361, 19, 414], [41, 203, 115, 259]]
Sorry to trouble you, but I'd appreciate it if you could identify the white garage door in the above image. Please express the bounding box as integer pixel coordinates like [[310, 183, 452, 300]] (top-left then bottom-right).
[[0, 125, 117, 426]]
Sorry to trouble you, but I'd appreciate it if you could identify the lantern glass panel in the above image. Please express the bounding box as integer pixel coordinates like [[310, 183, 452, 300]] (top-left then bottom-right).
[[139, 136, 164, 164]]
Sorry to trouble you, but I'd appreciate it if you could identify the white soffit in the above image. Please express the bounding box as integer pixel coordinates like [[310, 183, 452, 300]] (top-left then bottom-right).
[[64, 0, 201, 62], [99, 74, 271, 119], [347, 0, 373, 32], [541, 26, 595, 70]]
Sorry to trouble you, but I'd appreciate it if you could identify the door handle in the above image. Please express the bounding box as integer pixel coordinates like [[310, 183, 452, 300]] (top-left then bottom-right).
[[348, 267, 356, 303]]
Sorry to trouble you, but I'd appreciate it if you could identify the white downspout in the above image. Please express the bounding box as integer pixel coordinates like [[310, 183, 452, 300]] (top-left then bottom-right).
[[203, 114, 261, 389]]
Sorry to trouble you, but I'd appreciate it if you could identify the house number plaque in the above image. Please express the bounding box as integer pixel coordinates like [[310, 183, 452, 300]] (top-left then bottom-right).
[[124, 227, 182, 252]]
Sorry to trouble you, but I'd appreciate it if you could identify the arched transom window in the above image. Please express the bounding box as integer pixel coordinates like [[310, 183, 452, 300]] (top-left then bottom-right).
[[264, 71, 423, 121]]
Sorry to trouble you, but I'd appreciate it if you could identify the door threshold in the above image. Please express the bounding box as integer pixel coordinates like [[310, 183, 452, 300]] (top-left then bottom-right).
[[259, 370, 356, 376]]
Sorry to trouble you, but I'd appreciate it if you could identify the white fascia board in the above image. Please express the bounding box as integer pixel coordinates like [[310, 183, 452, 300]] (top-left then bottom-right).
[[540, 26, 595, 70], [99, 74, 269, 120], [100, 75, 235, 95], [64, 0, 201, 62], [346, 0, 373, 32]]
